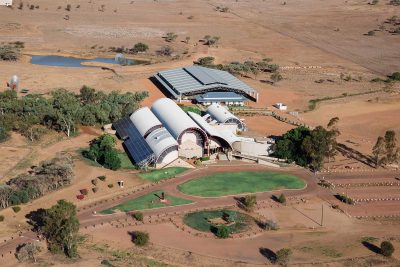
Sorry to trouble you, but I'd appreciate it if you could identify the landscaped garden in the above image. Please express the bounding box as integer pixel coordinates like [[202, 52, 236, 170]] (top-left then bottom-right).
[[139, 167, 188, 182], [183, 210, 253, 235], [178, 172, 305, 197], [100, 190, 193, 214]]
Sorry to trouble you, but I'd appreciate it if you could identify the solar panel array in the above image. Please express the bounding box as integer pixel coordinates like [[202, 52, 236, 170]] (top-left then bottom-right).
[[113, 117, 155, 167]]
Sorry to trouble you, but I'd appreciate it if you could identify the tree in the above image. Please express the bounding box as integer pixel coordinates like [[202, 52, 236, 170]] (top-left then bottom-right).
[[103, 149, 121, 170], [384, 130, 398, 164], [0, 45, 21, 61], [157, 46, 174, 56], [326, 117, 340, 162], [132, 231, 149, 246], [275, 248, 292, 266], [380, 241, 395, 257], [51, 89, 81, 137], [132, 212, 143, 221], [271, 72, 283, 82], [15, 242, 42, 262], [388, 72, 400, 81], [165, 32, 178, 42], [194, 56, 215, 66], [133, 42, 149, 53], [42, 200, 79, 258], [204, 35, 220, 46], [372, 136, 386, 167], [302, 126, 331, 171], [216, 225, 230, 238]]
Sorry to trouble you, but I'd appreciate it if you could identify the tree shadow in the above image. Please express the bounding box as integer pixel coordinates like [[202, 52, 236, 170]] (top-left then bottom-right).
[[362, 241, 381, 254], [259, 247, 277, 263], [337, 143, 375, 167], [127, 231, 137, 243], [25, 208, 46, 232]]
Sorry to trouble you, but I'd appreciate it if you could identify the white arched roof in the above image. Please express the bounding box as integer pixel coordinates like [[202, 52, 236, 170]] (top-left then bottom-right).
[[206, 103, 236, 123], [130, 107, 162, 137], [187, 112, 239, 147], [145, 127, 178, 160], [151, 98, 206, 141]]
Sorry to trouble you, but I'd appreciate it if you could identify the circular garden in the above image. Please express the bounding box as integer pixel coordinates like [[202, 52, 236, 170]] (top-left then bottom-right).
[[183, 209, 254, 237], [178, 171, 305, 197]]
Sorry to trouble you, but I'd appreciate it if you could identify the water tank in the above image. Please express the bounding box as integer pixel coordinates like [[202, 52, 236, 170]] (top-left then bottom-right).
[[9, 75, 19, 90]]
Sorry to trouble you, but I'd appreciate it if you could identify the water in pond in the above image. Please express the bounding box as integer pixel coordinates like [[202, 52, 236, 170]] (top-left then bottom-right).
[[30, 55, 139, 67]]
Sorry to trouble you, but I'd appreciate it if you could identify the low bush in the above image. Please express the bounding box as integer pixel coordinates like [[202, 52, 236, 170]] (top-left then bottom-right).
[[91, 179, 98, 186], [243, 194, 257, 209], [336, 194, 354, 205], [92, 187, 98, 193], [258, 219, 279, 231], [98, 175, 106, 181], [132, 212, 144, 222], [276, 248, 292, 265], [12, 206, 21, 213], [133, 231, 149, 246], [278, 193, 286, 204], [107, 184, 114, 188], [381, 241, 395, 257], [0, 215, 4, 222], [80, 189, 88, 195], [77, 195, 84, 200], [215, 225, 230, 239]]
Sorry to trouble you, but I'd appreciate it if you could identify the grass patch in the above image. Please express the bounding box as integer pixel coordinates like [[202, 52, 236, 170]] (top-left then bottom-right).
[[306, 89, 382, 112], [183, 210, 252, 234], [180, 105, 202, 115], [139, 167, 188, 182], [320, 246, 343, 258], [117, 152, 137, 170], [178, 171, 305, 197], [100, 190, 193, 214]]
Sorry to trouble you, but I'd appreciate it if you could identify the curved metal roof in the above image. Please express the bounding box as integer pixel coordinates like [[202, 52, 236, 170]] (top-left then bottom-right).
[[130, 107, 162, 137], [187, 111, 239, 148], [151, 98, 206, 141], [153, 66, 259, 101], [145, 127, 178, 160], [206, 103, 237, 123]]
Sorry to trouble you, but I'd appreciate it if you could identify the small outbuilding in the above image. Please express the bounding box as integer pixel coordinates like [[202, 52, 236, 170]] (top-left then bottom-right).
[[274, 103, 287, 111]]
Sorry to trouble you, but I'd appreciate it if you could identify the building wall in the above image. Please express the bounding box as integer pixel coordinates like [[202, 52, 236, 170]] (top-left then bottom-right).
[[233, 141, 271, 157]]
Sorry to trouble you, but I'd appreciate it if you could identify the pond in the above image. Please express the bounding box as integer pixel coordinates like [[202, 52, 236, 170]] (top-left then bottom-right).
[[30, 55, 142, 67]]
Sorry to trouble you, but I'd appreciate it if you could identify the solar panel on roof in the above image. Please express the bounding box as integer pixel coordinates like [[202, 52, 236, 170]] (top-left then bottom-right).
[[123, 124, 155, 166], [113, 117, 132, 140]]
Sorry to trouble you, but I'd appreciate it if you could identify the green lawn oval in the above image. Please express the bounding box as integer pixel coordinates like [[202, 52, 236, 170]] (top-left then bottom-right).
[[177, 171, 305, 197]]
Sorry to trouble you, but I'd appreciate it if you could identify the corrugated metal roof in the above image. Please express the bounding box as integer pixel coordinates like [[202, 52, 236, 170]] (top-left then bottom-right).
[[129, 107, 162, 137], [154, 66, 258, 100], [145, 127, 178, 159], [151, 98, 205, 141], [206, 103, 246, 131]]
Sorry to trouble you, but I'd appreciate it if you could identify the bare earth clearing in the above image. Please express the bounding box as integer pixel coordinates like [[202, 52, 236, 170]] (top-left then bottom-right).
[[1, 0, 400, 266]]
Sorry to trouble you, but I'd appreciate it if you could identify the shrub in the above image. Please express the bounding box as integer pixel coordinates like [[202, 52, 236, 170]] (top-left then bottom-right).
[[80, 189, 88, 195], [12, 206, 21, 213], [367, 30, 375, 36], [275, 248, 292, 265], [215, 225, 230, 238], [243, 194, 257, 209], [133, 42, 149, 53], [76, 195, 84, 200], [259, 219, 279, 230], [278, 194, 286, 204], [0, 45, 21, 61], [200, 156, 210, 161], [132, 212, 144, 222], [336, 194, 354, 205], [98, 175, 106, 181], [29, 5, 34, 10], [92, 187, 98, 193], [15, 242, 42, 262], [107, 184, 114, 188], [66, 4, 71, 11], [0, 215, 4, 222], [381, 241, 395, 257], [388, 72, 400, 81], [91, 179, 98, 186], [133, 231, 149, 246], [165, 32, 178, 42], [271, 72, 283, 82]]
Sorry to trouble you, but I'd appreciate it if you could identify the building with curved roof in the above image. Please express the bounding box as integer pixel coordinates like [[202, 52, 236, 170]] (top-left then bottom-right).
[[151, 98, 208, 158], [206, 103, 246, 131], [145, 127, 179, 167], [129, 107, 162, 138], [153, 66, 259, 102]]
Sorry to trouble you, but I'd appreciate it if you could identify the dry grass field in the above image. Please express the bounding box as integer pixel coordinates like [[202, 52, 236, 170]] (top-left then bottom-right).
[[1, 0, 400, 266]]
